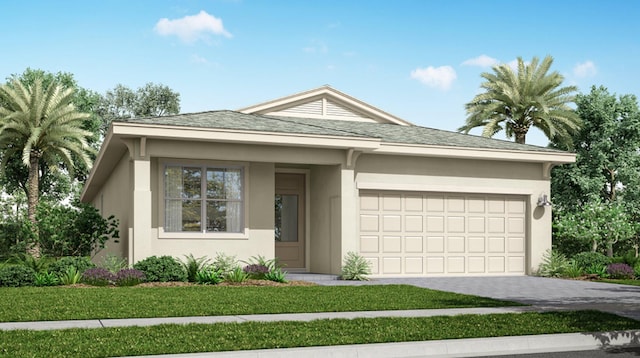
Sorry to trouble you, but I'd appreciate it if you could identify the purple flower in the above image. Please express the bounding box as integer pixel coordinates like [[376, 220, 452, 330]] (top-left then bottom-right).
[[606, 263, 635, 279]]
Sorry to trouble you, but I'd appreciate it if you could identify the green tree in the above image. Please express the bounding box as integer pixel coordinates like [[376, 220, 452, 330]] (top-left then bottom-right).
[[0, 76, 95, 257], [551, 86, 640, 209], [551, 86, 640, 258], [554, 201, 635, 257], [97, 82, 180, 135], [0, 68, 101, 201], [459, 55, 580, 146]]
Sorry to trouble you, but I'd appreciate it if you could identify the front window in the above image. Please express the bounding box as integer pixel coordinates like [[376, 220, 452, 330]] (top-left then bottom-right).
[[164, 165, 243, 233]]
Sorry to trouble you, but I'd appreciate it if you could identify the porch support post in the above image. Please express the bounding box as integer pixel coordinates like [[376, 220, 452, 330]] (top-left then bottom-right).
[[126, 138, 152, 264], [336, 166, 357, 273]]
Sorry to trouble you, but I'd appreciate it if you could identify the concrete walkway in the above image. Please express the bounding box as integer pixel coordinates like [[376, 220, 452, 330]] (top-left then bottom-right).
[[2, 275, 640, 357]]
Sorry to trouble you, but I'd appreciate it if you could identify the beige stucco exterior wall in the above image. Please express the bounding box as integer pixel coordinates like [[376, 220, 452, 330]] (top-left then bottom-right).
[[91, 152, 131, 262], [354, 154, 552, 273], [309, 164, 342, 274]]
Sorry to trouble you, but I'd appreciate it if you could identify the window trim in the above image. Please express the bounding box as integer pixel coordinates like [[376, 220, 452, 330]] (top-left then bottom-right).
[[158, 159, 250, 239]]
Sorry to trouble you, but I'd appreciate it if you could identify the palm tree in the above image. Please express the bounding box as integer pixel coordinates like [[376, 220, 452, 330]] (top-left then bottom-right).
[[459, 55, 580, 147], [0, 77, 94, 257]]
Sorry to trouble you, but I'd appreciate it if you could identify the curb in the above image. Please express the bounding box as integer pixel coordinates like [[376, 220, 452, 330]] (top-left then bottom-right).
[[126, 330, 640, 358]]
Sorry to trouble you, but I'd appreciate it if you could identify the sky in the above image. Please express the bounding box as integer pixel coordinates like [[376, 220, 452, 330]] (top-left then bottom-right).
[[1, 0, 639, 146]]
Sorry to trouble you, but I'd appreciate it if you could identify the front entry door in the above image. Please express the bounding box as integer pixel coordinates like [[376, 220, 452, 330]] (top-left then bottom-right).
[[275, 173, 305, 269]]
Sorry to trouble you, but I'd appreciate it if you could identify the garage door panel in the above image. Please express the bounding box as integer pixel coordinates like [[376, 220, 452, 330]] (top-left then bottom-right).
[[447, 216, 465, 232], [382, 215, 401, 231], [405, 196, 423, 211], [405, 215, 424, 232], [488, 237, 505, 253], [468, 217, 485, 233], [447, 257, 465, 273], [468, 237, 485, 253], [426, 236, 445, 253], [508, 256, 525, 272], [488, 217, 505, 233], [488, 256, 505, 272], [382, 257, 402, 274], [360, 215, 379, 232], [359, 191, 526, 276], [508, 237, 525, 253], [382, 236, 401, 253], [508, 217, 525, 234], [405, 236, 423, 253], [426, 257, 444, 273], [427, 216, 445, 232], [447, 236, 465, 252], [405, 257, 424, 273], [468, 257, 486, 273], [360, 235, 379, 253]]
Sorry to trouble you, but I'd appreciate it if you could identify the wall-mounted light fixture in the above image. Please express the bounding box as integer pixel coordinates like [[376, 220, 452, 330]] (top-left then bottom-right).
[[537, 194, 552, 207]]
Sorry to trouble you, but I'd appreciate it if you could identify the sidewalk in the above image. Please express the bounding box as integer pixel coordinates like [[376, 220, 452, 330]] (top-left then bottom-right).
[[2, 307, 640, 357]]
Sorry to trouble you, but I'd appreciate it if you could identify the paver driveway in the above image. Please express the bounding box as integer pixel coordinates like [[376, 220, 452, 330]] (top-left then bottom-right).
[[290, 274, 640, 321]]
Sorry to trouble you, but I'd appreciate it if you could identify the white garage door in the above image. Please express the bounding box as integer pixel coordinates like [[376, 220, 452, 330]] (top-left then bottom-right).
[[358, 191, 527, 276]]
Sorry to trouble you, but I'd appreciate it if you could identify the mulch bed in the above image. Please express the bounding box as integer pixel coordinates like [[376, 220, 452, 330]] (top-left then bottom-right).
[[65, 279, 317, 288]]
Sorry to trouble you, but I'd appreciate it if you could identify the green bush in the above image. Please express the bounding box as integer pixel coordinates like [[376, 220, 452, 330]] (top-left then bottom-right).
[[572, 252, 611, 271], [340, 252, 371, 281], [34, 272, 60, 286], [0, 265, 35, 287], [180, 254, 211, 283], [195, 268, 224, 285], [225, 267, 249, 283], [536, 249, 569, 277], [37, 201, 119, 257], [133, 256, 186, 282], [611, 251, 640, 268], [98, 254, 128, 274], [211, 252, 239, 276], [264, 267, 288, 283], [48, 256, 95, 278]]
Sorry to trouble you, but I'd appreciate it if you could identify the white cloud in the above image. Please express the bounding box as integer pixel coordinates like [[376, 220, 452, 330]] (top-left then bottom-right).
[[573, 61, 597, 78], [190, 54, 208, 64], [410, 65, 457, 90], [462, 55, 498, 67], [154, 10, 232, 43]]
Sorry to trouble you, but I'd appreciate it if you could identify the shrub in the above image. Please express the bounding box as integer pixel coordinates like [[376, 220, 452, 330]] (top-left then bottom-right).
[[340, 252, 371, 281], [180, 254, 211, 282], [34, 272, 59, 286], [82, 267, 114, 286], [115, 269, 146, 286], [635, 263, 640, 279], [59, 267, 82, 285], [6, 253, 52, 273], [585, 263, 608, 277], [572, 252, 611, 271], [48, 256, 95, 278], [195, 269, 224, 285], [225, 267, 249, 283], [36, 201, 119, 257], [243, 264, 269, 279], [563, 260, 584, 278], [536, 249, 569, 278], [99, 254, 128, 274], [606, 263, 635, 279], [133, 256, 186, 282], [0, 265, 35, 287], [264, 267, 288, 283], [611, 251, 640, 268], [211, 252, 239, 276]]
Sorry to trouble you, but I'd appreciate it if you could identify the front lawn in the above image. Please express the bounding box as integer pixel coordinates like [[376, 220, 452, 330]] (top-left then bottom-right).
[[0, 285, 522, 322], [1, 311, 638, 357], [599, 279, 640, 287]]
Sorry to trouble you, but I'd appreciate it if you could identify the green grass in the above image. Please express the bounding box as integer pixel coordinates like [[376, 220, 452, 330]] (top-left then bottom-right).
[[0, 285, 521, 322], [599, 279, 640, 286], [1, 311, 638, 357]]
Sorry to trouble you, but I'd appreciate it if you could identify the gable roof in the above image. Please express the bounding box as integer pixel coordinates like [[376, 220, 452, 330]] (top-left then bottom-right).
[[119, 110, 564, 154], [238, 85, 413, 126]]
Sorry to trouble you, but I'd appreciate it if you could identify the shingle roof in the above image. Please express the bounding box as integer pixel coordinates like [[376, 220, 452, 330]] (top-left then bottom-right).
[[119, 110, 563, 153]]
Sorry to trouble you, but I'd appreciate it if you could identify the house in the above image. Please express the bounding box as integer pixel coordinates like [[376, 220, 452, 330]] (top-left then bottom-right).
[[80, 86, 575, 277]]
